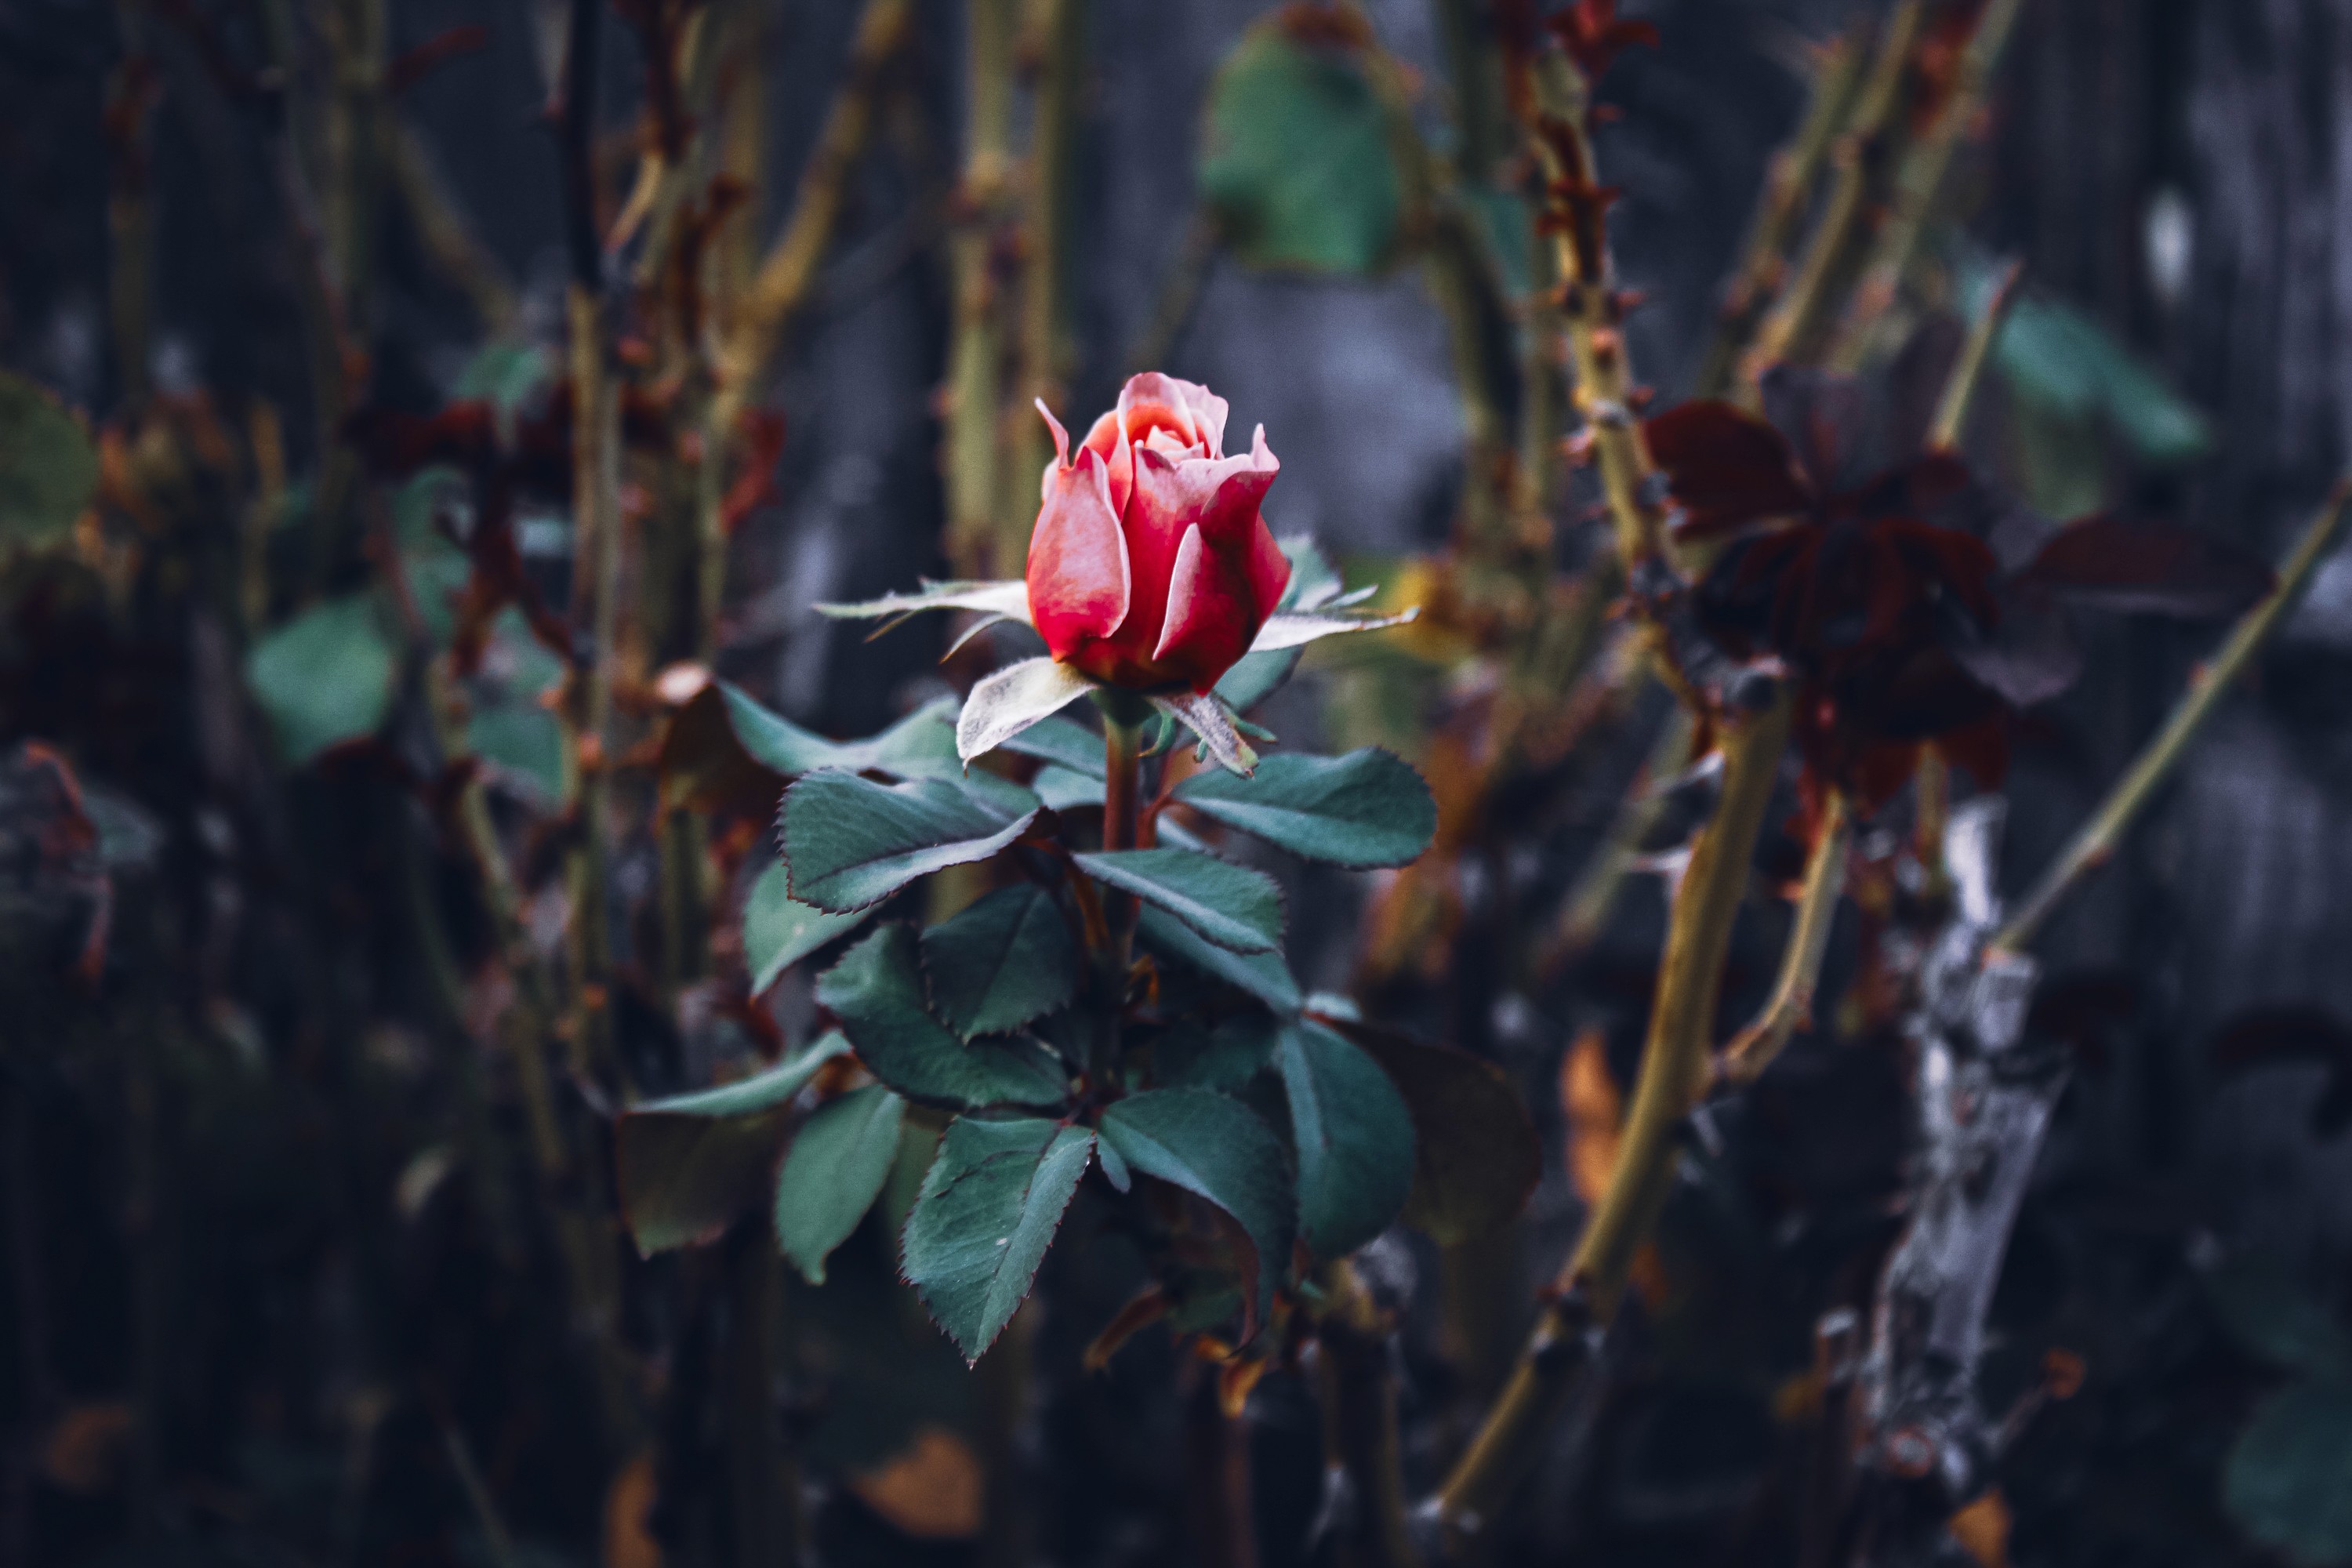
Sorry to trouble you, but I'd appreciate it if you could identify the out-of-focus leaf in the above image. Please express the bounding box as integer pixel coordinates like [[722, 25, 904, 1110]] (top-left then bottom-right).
[[1317, 1011, 1541, 1244], [1994, 292, 2212, 466], [615, 1034, 851, 1254], [1073, 848, 1283, 954], [775, 1083, 905, 1284], [245, 594, 398, 765], [815, 925, 1069, 1110], [845, 1427, 985, 1541], [745, 862, 876, 995], [919, 884, 1081, 1039], [1200, 16, 1405, 275], [900, 1116, 1094, 1362], [1173, 748, 1436, 868], [1098, 1088, 1294, 1332], [2020, 514, 2274, 619], [1276, 1019, 1414, 1257], [1031, 765, 1102, 814], [1138, 905, 1301, 1013], [783, 771, 1038, 914], [725, 684, 962, 779], [2225, 1377, 2352, 1566], [0, 370, 97, 545], [451, 340, 552, 418]]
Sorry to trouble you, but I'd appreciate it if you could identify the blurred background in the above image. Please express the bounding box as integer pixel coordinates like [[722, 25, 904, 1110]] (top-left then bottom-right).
[[7, 0, 2352, 1564]]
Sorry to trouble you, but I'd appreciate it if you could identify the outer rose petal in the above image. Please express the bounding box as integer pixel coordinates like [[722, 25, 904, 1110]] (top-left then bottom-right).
[[1074, 408, 1135, 515], [1025, 446, 1131, 660], [1152, 523, 1261, 689]]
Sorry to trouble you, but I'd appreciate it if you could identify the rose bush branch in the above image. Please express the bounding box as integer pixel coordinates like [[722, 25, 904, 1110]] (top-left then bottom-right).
[[1992, 481, 2352, 955]]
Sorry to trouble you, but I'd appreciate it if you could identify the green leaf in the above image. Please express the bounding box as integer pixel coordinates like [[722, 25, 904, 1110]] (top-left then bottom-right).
[[245, 594, 399, 765], [783, 771, 1039, 914], [900, 1116, 1094, 1362], [745, 862, 876, 994], [2204, 1255, 2352, 1377], [0, 370, 97, 545], [1276, 1021, 1414, 1258], [1138, 905, 1301, 1013], [1994, 292, 2211, 466], [1173, 748, 1435, 868], [1200, 21, 1405, 276], [1073, 848, 1283, 954], [815, 925, 1069, 1110], [615, 1034, 851, 1254], [467, 705, 565, 800], [920, 884, 1081, 1039], [452, 340, 553, 416], [1000, 713, 1104, 778], [1098, 1089, 1294, 1330], [1156, 1012, 1279, 1091], [2227, 1377, 2352, 1566], [720, 684, 969, 781], [775, 1084, 906, 1285], [1030, 765, 1103, 814], [1315, 1013, 1539, 1244]]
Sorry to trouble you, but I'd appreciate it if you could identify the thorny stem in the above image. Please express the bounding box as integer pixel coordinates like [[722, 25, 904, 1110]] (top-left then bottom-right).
[[1530, 53, 1668, 572], [1754, 0, 1928, 372], [1315, 1261, 1425, 1568], [1719, 789, 1851, 1087], [1929, 259, 2024, 450], [387, 117, 519, 334], [715, 0, 914, 431], [1436, 690, 1791, 1534], [1542, 703, 1694, 971], [1837, 0, 2027, 372], [1991, 483, 2352, 955], [1693, 33, 1864, 400]]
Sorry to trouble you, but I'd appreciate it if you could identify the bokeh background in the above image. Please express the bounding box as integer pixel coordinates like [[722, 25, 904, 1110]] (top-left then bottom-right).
[[8, 0, 2352, 1564]]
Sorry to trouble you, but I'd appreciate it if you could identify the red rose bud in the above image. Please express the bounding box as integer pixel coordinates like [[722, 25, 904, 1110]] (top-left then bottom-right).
[[1025, 373, 1290, 693]]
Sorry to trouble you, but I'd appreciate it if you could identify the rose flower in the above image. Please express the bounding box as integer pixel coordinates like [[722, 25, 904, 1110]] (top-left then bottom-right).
[[1026, 373, 1291, 694]]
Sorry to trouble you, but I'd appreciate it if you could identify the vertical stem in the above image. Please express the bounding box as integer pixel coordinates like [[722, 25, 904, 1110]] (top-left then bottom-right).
[[105, 0, 154, 412], [998, 0, 1085, 570], [946, 0, 1019, 576], [1182, 1369, 1258, 1568], [725, 1234, 789, 1568], [1928, 260, 2025, 450], [1101, 702, 1145, 967], [1316, 1262, 1424, 1568]]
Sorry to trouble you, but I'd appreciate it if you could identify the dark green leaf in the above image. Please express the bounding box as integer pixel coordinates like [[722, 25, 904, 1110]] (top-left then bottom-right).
[[816, 925, 1069, 1110], [1000, 713, 1104, 778], [0, 369, 97, 544], [1031, 765, 1102, 814], [1138, 906, 1301, 1013], [245, 594, 399, 765], [745, 862, 876, 994], [1098, 1090, 1294, 1330], [1073, 848, 1283, 954], [615, 1034, 851, 1254], [1174, 748, 1436, 868], [1312, 1014, 1538, 1243], [1276, 1021, 1414, 1257], [775, 1084, 906, 1284], [1994, 292, 2210, 466], [900, 1116, 1094, 1362], [1155, 1013, 1279, 1091], [723, 683, 960, 778], [920, 884, 1081, 1039], [784, 771, 1039, 914], [1200, 23, 1405, 275], [2226, 1377, 2352, 1566], [1214, 648, 1304, 714]]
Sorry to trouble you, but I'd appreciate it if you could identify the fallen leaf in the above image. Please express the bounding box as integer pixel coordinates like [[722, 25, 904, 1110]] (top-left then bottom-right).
[[604, 1450, 664, 1568], [40, 1402, 133, 1494], [1949, 1488, 2012, 1568]]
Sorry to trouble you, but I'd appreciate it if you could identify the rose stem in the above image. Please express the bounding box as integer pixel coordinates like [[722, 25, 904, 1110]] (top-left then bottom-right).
[[1693, 31, 1864, 399], [713, 0, 913, 432], [1718, 789, 1852, 1088], [1991, 481, 2352, 956], [1929, 258, 2026, 452], [1436, 689, 1791, 1535], [1315, 1260, 1425, 1568]]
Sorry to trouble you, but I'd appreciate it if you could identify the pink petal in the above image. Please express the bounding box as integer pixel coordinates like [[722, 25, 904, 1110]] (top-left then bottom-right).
[[1035, 399, 1072, 504], [1025, 446, 1131, 657]]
